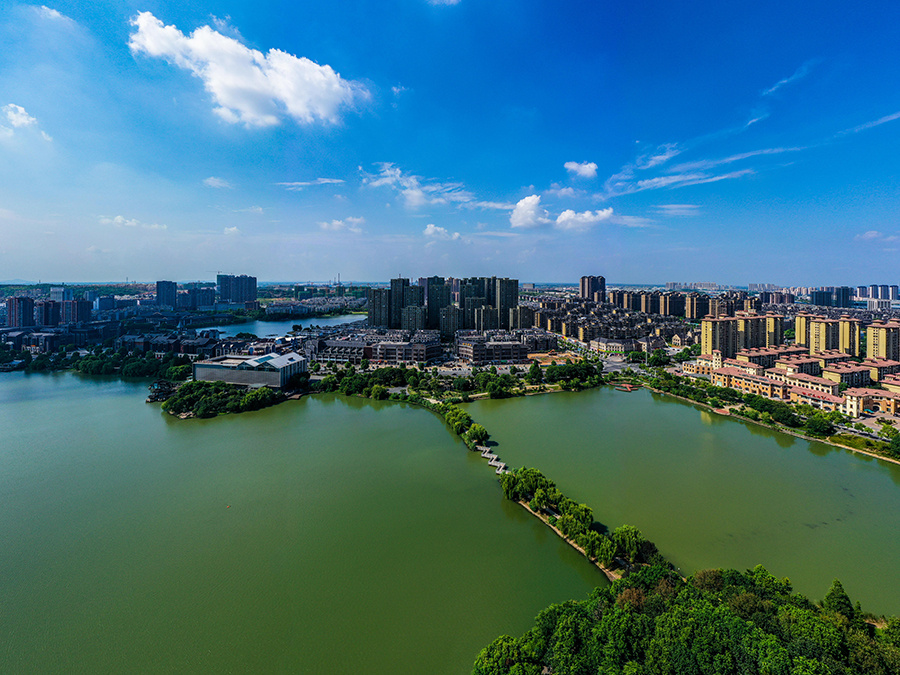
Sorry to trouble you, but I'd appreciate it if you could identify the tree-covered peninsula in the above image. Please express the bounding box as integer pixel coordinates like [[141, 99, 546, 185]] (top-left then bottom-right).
[[473, 565, 900, 675]]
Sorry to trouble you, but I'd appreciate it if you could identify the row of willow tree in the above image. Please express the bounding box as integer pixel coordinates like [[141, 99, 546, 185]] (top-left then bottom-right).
[[500, 467, 669, 569]]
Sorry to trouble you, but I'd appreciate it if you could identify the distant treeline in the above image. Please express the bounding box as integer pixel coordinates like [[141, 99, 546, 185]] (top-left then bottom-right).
[[473, 564, 900, 675]]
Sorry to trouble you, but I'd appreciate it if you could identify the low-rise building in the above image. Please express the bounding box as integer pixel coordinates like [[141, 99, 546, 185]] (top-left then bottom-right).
[[711, 367, 789, 399], [193, 351, 307, 389], [822, 362, 871, 388]]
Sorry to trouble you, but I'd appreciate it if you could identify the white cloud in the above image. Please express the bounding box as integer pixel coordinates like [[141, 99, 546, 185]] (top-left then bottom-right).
[[35, 5, 74, 23], [278, 178, 345, 190], [319, 217, 364, 233], [128, 12, 369, 127], [203, 176, 233, 188], [223, 226, 240, 235], [364, 163, 500, 211], [423, 223, 460, 240], [3, 104, 38, 128], [510, 195, 550, 229], [234, 206, 264, 214], [100, 215, 167, 230], [564, 161, 598, 179], [546, 186, 577, 198], [554, 208, 613, 231], [653, 204, 700, 217]]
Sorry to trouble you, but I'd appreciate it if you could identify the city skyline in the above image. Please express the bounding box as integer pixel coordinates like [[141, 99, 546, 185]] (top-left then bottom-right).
[[2, 1, 899, 283]]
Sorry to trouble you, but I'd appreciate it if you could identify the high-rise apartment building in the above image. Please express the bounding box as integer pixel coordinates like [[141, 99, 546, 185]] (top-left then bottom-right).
[[217, 274, 257, 303], [36, 300, 61, 327], [426, 277, 450, 329], [49, 287, 73, 302], [701, 317, 737, 358], [867, 321, 900, 361], [439, 305, 463, 340], [808, 318, 840, 355], [685, 294, 710, 320], [366, 288, 391, 328], [156, 281, 177, 308], [390, 277, 410, 329], [838, 316, 862, 358], [579, 275, 605, 301], [6, 296, 35, 328], [61, 300, 92, 324], [401, 305, 426, 332], [494, 277, 518, 330]]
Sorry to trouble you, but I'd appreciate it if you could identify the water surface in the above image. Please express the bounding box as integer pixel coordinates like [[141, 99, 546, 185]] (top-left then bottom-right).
[[0, 372, 600, 674], [468, 387, 900, 613]]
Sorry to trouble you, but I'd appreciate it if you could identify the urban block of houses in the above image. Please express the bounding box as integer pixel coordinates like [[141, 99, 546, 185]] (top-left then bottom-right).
[[687, 348, 900, 420]]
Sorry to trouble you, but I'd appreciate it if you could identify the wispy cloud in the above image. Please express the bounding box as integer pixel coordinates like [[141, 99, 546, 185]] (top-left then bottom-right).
[[363, 163, 509, 211], [855, 230, 898, 243], [100, 215, 167, 230], [602, 169, 754, 199], [319, 217, 364, 233], [223, 226, 240, 235], [653, 204, 700, 217], [128, 12, 369, 127], [234, 206, 264, 214], [835, 111, 900, 137], [203, 176, 233, 189], [35, 5, 75, 24], [278, 178, 345, 190], [669, 147, 804, 173], [610, 215, 654, 228], [762, 60, 818, 97]]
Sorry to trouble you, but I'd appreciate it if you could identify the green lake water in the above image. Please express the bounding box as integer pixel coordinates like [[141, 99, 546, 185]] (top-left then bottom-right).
[[0, 372, 600, 674], [467, 387, 900, 614]]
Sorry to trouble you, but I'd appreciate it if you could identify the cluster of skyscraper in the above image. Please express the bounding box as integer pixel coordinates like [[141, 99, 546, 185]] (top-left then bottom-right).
[[5, 296, 92, 328], [367, 276, 519, 338], [155, 275, 257, 309], [579, 275, 606, 301], [856, 285, 900, 301]]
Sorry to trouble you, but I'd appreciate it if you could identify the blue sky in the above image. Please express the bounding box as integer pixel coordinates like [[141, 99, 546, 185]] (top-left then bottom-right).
[[1, 0, 899, 284]]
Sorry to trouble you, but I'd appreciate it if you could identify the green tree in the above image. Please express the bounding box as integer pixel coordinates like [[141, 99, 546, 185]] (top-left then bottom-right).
[[805, 414, 834, 437], [822, 579, 854, 619], [612, 525, 644, 563], [468, 423, 490, 444], [527, 361, 543, 384]]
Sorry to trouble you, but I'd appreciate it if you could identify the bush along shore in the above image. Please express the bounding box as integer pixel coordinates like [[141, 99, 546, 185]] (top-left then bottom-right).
[[472, 565, 900, 675], [161, 380, 286, 418]]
